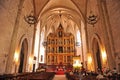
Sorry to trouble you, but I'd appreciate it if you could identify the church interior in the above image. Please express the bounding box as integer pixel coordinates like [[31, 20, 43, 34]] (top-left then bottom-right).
[[0, 0, 120, 80]]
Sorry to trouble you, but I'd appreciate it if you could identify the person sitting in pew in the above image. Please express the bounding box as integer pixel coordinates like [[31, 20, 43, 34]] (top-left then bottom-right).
[[96, 72, 104, 80]]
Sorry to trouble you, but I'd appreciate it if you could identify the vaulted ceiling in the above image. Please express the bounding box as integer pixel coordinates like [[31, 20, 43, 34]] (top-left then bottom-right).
[[33, 0, 87, 17], [33, 0, 88, 37]]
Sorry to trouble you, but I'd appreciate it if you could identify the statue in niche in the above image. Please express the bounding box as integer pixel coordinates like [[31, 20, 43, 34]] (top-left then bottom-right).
[[58, 31, 62, 37]]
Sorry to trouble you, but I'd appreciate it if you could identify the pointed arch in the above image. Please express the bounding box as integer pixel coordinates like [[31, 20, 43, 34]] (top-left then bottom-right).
[[91, 33, 108, 71], [14, 35, 29, 73]]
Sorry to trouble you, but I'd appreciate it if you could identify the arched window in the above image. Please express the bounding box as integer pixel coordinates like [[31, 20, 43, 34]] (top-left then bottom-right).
[[76, 30, 81, 46], [40, 30, 45, 63]]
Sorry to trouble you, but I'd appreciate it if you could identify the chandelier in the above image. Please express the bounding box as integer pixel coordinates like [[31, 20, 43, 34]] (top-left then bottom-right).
[[87, 11, 98, 26], [24, 11, 37, 25]]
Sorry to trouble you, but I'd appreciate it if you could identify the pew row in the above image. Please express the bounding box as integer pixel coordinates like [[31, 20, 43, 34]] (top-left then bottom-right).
[[0, 72, 55, 80]]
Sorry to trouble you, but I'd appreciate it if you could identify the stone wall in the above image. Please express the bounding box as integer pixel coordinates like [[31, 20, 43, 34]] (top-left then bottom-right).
[[0, 0, 34, 74], [106, 0, 120, 55], [86, 0, 120, 70], [106, 0, 120, 70], [0, 0, 19, 74]]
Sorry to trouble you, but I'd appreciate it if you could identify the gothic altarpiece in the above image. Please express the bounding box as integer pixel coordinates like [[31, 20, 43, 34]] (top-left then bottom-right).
[[46, 24, 75, 66]]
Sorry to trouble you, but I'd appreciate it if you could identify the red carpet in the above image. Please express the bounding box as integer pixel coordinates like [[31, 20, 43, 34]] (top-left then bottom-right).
[[56, 70, 65, 75], [55, 68, 65, 75]]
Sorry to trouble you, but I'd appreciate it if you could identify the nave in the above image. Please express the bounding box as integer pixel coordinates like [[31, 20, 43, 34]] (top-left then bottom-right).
[[0, 0, 120, 79]]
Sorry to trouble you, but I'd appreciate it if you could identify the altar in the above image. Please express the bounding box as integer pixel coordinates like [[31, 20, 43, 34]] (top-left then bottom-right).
[[56, 66, 65, 75], [46, 24, 75, 66]]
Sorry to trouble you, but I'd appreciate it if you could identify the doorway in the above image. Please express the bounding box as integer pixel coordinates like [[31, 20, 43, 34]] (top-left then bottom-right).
[[18, 39, 28, 73], [18, 47, 24, 73], [93, 38, 102, 71], [96, 46, 102, 71], [18, 46, 24, 73]]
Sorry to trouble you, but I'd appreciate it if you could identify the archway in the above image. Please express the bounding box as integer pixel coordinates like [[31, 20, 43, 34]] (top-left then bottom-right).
[[18, 39, 28, 73], [34, 0, 87, 71], [92, 38, 102, 71]]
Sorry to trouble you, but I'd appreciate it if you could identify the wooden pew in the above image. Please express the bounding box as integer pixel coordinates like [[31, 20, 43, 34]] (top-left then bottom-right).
[[28, 72, 55, 80], [0, 72, 55, 80]]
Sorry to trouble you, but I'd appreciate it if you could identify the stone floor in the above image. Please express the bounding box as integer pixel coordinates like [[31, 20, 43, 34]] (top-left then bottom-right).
[[52, 75, 67, 80]]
